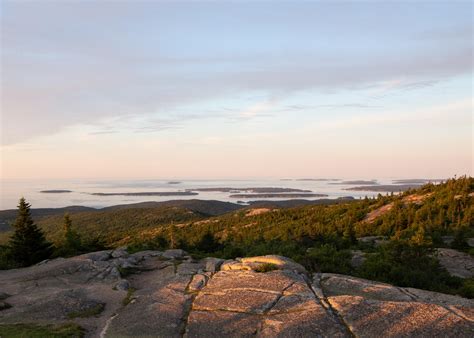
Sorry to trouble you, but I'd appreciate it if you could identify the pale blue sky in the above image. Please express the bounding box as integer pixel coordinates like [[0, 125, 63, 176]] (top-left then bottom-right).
[[1, 1, 472, 179]]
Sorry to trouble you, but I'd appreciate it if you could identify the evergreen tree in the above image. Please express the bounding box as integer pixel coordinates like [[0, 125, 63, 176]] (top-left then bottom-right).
[[63, 214, 82, 255], [196, 230, 220, 253], [9, 198, 53, 266], [342, 224, 356, 244]]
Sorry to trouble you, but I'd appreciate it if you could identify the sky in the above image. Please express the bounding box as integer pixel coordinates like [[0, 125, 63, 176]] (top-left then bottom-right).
[[0, 1, 472, 180]]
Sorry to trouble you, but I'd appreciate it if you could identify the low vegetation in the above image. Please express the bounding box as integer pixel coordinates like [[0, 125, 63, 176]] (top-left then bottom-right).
[[122, 288, 136, 306], [0, 323, 84, 338], [66, 303, 105, 319], [254, 263, 279, 273]]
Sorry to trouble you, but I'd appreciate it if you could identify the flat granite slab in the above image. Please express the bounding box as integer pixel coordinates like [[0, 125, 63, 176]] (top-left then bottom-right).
[[0, 252, 472, 337]]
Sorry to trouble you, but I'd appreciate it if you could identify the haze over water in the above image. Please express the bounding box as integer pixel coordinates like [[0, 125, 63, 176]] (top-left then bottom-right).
[[1, 177, 434, 210]]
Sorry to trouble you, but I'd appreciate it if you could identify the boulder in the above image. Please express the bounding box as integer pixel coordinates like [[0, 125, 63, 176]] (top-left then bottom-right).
[[111, 247, 129, 258], [436, 248, 474, 278], [204, 257, 224, 272], [318, 273, 474, 337], [221, 255, 306, 273], [188, 274, 208, 292], [81, 250, 112, 261], [329, 295, 472, 337], [162, 249, 187, 259], [350, 250, 366, 268], [357, 236, 387, 247], [129, 250, 163, 260]]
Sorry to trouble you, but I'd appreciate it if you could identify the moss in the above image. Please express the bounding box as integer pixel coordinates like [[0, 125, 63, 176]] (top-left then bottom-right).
[[122, 288, 136, 306], [67, 303, 104, 319], [0, 323, 84, 338], [254, 263, 279, 273]]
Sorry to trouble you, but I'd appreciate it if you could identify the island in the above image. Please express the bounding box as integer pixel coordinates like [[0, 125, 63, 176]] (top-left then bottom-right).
[[295, 178, 341, 181], [39, 190, 72, 193], [345, 184, 421, 192], [392, 179, 444, 184], [167, 181, 182, 185], [331, 180, 378, 185], [229, 193, 328, 198], [90, 191, 198, 196], [186, 187, 312, 193]]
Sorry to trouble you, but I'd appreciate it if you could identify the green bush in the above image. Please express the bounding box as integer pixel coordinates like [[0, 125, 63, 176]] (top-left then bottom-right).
[[357, 240, 463, 295], [459, 278, 474, 299], [0, 245, 19, 270], [299, 244, 352, 274]]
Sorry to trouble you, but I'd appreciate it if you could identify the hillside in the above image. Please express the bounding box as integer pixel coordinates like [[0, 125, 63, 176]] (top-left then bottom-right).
[[0, 198, 357, 246]]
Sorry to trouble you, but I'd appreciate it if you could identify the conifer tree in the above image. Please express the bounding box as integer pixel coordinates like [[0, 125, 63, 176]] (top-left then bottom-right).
[[63, 213, 82, 254], [9, 198, 53, 266]]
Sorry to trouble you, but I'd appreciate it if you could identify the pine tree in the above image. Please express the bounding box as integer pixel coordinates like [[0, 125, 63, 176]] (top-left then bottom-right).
[[63, 214, 82, 255], [9, 198, 53, 266]]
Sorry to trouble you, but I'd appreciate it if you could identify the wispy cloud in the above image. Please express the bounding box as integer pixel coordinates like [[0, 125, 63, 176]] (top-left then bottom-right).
[[314, 99, 472, 129], [239, 98, 278, 119]]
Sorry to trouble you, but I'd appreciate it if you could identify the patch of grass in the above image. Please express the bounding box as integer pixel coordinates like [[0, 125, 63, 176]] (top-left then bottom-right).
[[67, 303, 105, 319], [0, 323, 84, 338], [459, 278, 474, 299], [254, 263, 279, 273], [122, 288, 136, 306]]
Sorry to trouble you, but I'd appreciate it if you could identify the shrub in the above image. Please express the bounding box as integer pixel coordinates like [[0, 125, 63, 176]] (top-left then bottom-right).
[[459, 278, 474, 299], [299, 244, 352, 274], [357, 240, 463, 294]]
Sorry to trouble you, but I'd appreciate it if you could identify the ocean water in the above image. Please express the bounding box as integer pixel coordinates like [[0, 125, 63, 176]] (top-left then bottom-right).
[[0, 178, 402, 210]]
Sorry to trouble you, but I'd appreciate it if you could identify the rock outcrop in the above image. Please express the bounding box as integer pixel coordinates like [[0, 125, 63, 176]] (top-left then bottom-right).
[[0, 251, 472, 337], [436, 248, 474, 279]]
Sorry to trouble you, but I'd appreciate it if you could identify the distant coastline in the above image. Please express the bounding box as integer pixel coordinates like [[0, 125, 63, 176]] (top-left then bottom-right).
[[90, 191, 198, 197], [40, 190, 72, 193], [186, 187, 312, 193], [229, 193, 328, 198], [345, 184, 421, 192]]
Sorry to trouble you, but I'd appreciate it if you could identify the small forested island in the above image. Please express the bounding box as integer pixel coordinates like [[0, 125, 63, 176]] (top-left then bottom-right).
[[229, 193, 328, 198], [295, 178, 341, 181], [392, 179, 445, 184], [39, 190, 72, 193], [331, 180, 378, 185], [346, 184, 422, 192], [90, 191, 198, 196], [186, 187, 312, 193], [167, 181, 182, 184]]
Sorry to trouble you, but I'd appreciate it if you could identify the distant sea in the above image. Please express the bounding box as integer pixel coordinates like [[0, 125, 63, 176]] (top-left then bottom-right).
[[0, 178, 424, 210]]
